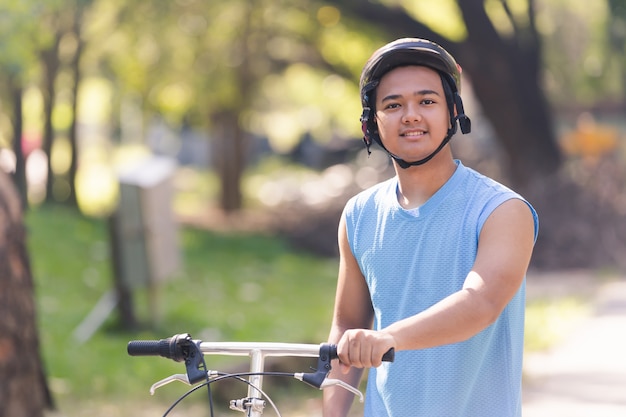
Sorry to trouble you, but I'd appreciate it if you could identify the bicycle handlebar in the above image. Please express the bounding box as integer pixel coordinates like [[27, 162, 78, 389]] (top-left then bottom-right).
[[127, 333, 394, 415], [127, 333, 395, 363]]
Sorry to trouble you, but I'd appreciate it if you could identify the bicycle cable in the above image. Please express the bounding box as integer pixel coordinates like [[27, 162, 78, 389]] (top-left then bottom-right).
[[202, 355, 215, 417], [162, 371, 295, 417]]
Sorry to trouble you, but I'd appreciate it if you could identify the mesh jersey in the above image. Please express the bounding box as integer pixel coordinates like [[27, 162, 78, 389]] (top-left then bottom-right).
[[343, 160, 539, 417]]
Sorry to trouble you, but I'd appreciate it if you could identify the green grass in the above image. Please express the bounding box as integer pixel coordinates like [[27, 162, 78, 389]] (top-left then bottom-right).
[[27, 205, 337, 414]]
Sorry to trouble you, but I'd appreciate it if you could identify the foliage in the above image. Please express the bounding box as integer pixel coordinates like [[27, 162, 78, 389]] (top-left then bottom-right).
[[401, 0, 466, 41], [2, 0, 623, 212], [82, 0, 369, 148], [0, 1, 43, 80], [538, 0, 618, 105]]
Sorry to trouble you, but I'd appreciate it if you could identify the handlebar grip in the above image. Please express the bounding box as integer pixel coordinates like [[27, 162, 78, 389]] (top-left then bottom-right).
[[127, 333, 194, 362], [326, 344, 395, 362], [381, 348, 395, 362], [127, 339, 171, 357]]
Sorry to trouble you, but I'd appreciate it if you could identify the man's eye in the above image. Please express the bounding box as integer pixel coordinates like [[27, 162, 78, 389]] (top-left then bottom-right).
[[422, 99, 435, 105]]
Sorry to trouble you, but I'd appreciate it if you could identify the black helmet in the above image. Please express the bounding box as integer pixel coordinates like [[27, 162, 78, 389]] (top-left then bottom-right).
[[359, 38, 471, 169], [360, 38, 462, 102]]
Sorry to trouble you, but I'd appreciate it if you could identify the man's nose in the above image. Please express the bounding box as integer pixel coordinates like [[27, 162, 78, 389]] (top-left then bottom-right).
[[402, 103, 422, 123]]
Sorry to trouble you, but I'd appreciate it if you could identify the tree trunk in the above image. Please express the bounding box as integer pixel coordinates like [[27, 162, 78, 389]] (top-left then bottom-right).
[[41, 32, 61, 203], [9, 79, 28, 208], [0, 171, 54, 417], [457, 0, 561, 185], [65, 14, 84, 208], [212, 112, 245, 212], [212, 2, 254, 213]]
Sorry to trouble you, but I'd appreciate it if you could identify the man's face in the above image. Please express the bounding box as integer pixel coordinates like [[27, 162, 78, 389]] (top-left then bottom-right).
[[374, 65, 450, 162]]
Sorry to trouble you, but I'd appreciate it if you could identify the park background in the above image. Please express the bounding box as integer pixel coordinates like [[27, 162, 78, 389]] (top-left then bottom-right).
[[1, 0, 626, 416]]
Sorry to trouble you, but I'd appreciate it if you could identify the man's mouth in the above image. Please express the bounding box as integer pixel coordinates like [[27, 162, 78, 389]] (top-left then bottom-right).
[[401, 130, 427, 137]]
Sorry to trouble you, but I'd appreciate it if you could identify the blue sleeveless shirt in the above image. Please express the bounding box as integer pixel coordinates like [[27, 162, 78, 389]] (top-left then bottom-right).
[[343, 161, 538, 417]]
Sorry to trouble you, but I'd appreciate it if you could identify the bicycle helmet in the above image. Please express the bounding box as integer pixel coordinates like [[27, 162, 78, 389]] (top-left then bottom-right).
[[359, 38, 471, 169]]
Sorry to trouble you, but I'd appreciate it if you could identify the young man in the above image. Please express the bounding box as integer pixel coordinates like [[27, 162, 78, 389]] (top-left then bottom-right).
[[323, 38, 539, 417]]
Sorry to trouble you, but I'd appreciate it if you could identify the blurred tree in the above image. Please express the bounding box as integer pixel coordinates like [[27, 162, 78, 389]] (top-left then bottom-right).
[[2, 0, 623, 211], [62, 1, 91, 207], [103, 0, 352, 212], [608, 0, 626, 104], [538, 2, 617, 107], [458, 0, 561, 184], [332, 0, 562, 185], [200, 0, 257, 211], [39, 24, 61, 201], [0, 1, 40, 207], [89, 0, 566, 209], [0, 0, 88, 208], [0, 170, 53, 416], [7, 80, 26, 206], [39, 7, 64, 204], [38, 0, 92, 207]]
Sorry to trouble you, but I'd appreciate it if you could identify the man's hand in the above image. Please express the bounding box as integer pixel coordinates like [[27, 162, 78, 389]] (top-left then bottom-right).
[[336, 329, 396, 373]]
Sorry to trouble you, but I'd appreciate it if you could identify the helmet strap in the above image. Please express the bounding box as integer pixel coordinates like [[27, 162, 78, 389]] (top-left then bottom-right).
[[390, 132, 453, 169]]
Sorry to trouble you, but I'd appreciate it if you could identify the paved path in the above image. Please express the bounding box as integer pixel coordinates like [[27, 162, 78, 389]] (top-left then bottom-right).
[[523, 275, 626, 416]]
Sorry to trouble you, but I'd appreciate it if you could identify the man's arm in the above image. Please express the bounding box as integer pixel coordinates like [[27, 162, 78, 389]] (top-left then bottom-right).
[[335, 198, 536, 365], [322, 214, 374, 417]]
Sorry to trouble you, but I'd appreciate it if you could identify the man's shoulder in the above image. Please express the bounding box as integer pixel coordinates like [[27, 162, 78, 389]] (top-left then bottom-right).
[[348, 176, 396, 204], [459, 163, 519, 196]]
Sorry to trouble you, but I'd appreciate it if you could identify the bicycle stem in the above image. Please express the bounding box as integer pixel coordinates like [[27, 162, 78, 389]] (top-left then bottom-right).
[[247, 349, 266, 405]]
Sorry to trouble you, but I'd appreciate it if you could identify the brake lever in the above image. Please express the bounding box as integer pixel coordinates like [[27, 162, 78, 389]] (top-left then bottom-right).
[[295, 343, 393, 402], [150, 373, 191, 395], [150, 371, 218, 395], [293, 372, 365, 402], [294, 344, 364, 401], [320, 378, 364, 402]]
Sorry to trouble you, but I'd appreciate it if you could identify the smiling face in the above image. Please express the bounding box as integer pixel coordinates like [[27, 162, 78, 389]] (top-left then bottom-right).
[[374, 65, 451, 163]]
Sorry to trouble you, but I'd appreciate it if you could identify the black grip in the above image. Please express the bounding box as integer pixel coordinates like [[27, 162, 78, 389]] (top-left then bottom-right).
[[127, 333, 194, 362], [127, 339, 170, 357], [326, 344, 395, 362], [382, 347, 395, 362]]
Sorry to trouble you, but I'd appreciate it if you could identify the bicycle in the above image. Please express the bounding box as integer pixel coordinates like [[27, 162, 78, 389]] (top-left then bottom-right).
[[127, 333, 394, 417]]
